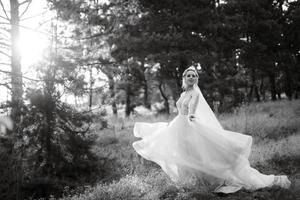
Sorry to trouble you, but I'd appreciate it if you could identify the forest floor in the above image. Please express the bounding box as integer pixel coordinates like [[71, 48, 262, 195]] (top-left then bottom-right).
[[61, 100, 300, 200]]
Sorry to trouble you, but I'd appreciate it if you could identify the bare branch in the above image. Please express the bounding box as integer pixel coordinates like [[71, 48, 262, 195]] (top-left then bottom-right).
[[19, 0, 33, 19], [0, 69, 42, 82], [0, 41, 10, 48], [0, 0, 10, 20], [16, 23, 53, 37], [16, 23, 84, 41], [19, 0, 31, 6], [81, 61, 114, 66], [0, 33, 10, 41], [20, 10, 48, 21], [0, 49, 10, 58], [3, 19, 109, 42], [0, 26, 10, 30], [0, 69, 11, 74], [0, 82, 11, 90], [0, 14, 9, 21], [0, 34, 9, 41], [0, 62, 10, 66], [20, 75, 42, 82], [2, 21, 108, 42], [0, 26, 10, 34], [34, 18, 53, 28]]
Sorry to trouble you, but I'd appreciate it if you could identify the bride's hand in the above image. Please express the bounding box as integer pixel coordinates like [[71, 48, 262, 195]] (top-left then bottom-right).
[[188, 114, 196, 122]]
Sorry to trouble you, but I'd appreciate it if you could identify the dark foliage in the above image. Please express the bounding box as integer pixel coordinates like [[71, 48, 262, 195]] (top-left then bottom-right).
[[11, 89, 101, 199]]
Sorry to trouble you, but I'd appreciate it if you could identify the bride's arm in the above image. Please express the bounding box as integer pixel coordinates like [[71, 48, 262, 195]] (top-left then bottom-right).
[[188, 92, 200, 121]]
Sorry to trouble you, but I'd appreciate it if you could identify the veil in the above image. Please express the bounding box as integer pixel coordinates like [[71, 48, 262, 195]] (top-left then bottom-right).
[[182, 66, 223, 130], [193, 85, 223, 130]]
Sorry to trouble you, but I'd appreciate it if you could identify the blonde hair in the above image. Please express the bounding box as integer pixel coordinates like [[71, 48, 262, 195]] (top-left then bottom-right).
[[182, 66, 199, 90]]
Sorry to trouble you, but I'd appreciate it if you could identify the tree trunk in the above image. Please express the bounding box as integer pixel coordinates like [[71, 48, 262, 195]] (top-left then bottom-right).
[[158, 82, 170, 115], [143, 82, 151, 109], [10, 0, 23, 125], [268, 72, 277, 101], [89, 67, 94, 110], [233, 83, 240, 107], [259, 76, 266, 101], [284, 65, 293, 100], [141, 59, 151, 109], [254, 85, 260, 102], [125, 83, 131, 117], [44, 20, 58, 197], [248, 85, 253, 102], [277, 92, 281, 100], [248, 68, 260, 102], [45, 93, 54, 179], [294, 54, 300, 99], [10, 1, 23, 199], [245, 82, 249, 102], [107, 75, 117, 116]]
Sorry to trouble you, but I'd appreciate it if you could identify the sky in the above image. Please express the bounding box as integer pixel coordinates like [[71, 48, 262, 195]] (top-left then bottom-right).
[[1, 0, 53, 70], [19, 1, 52, 72], [0, 0, 107, 105], [0, 0, 52, 103]]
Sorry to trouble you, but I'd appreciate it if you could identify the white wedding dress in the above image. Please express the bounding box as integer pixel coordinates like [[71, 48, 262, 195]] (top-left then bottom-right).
[[132, 86, 290, 193]]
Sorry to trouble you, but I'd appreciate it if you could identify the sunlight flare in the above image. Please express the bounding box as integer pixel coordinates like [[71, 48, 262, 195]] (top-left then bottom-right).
[[18, 29, 49, 72]]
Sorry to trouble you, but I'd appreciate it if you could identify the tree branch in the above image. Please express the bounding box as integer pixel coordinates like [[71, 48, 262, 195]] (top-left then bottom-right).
[[19, 0, 33, 19], [83, 62, 112, 66], [0, 33, 10, 42], [0, 69, 11, 75], [0, 26, 10, 34], [0, 28, 9, 34], [0, 82, 11, 90], [0, 22, 10, 25], [0, 69, 43, 82], [0, 15, 9, 21], [0, 50, 10, 58], [0, 41, 10, 49], [20, 10, 48, 21], [0, 0, 9, 21], [19, 0, 31, 6]]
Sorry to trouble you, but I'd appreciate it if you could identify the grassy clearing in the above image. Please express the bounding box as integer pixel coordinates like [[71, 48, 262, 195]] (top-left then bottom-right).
[[60, 100, 300, 200]]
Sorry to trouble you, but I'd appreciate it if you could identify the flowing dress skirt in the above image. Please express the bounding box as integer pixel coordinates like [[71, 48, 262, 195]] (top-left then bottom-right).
[[132, 114, 275, 193]]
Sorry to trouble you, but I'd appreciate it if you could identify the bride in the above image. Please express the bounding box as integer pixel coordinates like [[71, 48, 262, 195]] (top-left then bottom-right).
[[132, 66, 291, 193]]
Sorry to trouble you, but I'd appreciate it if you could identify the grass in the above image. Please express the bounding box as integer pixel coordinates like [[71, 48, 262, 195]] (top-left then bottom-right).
[[60, 99, 300, 200]]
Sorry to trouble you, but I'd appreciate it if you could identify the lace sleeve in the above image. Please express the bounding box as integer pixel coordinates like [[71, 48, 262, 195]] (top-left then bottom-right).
[[188, 92, 200, 116]]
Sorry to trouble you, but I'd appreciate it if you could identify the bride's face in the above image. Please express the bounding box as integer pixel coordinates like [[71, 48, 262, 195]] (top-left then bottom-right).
[[185, 71, 197, 87]]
